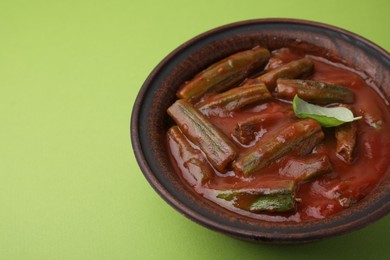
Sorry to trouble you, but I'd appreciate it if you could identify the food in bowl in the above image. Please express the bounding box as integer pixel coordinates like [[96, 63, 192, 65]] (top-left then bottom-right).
[[166, 45, 390, 222]]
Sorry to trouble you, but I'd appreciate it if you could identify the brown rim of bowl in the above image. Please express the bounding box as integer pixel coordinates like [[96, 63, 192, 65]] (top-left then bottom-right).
[[131, 18, 390, 243]]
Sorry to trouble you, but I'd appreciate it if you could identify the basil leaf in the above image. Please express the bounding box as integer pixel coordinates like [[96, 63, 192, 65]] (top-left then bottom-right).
[[292, 95, 361, 127]]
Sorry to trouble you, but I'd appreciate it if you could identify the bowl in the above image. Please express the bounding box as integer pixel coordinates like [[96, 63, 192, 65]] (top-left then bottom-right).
[[131, 18, 390, 243]]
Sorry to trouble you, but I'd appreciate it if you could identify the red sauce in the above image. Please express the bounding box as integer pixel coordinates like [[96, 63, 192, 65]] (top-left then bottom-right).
[[168, 48, 390, 222]]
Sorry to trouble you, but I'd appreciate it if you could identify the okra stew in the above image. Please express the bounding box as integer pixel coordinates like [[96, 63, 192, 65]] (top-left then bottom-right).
[[166, 46, 390, 222]]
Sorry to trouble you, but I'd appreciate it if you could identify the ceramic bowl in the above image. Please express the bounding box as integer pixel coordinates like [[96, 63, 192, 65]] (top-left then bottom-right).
[[131, 19, 390, 243]]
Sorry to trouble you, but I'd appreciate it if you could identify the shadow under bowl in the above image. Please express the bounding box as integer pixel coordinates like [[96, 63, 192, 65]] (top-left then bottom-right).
[[131, 18, 390, 243]]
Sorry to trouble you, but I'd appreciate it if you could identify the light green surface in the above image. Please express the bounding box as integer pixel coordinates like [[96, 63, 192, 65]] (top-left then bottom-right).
[[1, 0, 389, 259]]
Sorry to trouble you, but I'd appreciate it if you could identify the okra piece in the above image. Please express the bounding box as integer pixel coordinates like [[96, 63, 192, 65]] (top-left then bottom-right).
[[249, 194, 295, 212], [232, 111, 293, 145], [335, 122, 357, 163], [177, 47, 271, 101], [293, 130, 325, 155], [167, 126, 214, 184], [167, 99, 237, 172], [280, 154, 332, 182], [232, 119, 324, 175], [276, 79, 355, 104], [257, 58, 314, 89], [197, 83, 271, 112], [216, 179, 296, 212]]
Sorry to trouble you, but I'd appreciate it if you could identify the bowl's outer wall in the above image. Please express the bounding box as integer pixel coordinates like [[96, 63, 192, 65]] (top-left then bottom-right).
[[131, 19, 390, 243]]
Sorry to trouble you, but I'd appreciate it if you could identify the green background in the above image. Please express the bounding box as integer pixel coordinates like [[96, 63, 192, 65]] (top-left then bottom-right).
[[1, 0, 389, 259]]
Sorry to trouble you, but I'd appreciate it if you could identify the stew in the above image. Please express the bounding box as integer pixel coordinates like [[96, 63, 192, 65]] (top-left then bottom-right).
[[166, 46, 390, 222]]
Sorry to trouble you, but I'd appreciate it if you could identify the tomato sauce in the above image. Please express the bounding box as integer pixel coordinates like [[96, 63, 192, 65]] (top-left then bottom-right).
[[168, 48, 390, 222]]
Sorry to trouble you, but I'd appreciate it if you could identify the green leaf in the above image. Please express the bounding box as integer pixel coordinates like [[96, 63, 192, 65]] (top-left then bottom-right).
[[292, 95, 362, 127]]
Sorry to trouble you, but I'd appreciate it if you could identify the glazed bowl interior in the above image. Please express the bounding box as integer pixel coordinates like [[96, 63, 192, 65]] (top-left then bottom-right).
[[131, 19, 390, 243]]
